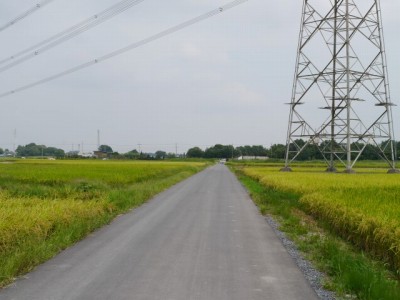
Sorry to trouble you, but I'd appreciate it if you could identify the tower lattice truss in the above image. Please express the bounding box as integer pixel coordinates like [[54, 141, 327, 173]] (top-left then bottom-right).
[[285, 0, 396, 171]]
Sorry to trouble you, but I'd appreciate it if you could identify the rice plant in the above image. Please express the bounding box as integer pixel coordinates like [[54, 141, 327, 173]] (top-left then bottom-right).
[[0, 159, 207, 287], [242, 166, 400, 275]]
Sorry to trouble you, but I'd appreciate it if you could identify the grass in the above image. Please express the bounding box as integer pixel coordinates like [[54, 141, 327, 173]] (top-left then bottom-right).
[[233, 164, 400, 299], [0, 159, 208, 287], [241, 166, 400, 273]]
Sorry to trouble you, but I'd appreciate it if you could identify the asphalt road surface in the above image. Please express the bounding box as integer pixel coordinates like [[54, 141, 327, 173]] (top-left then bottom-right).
[[0, 164, 318, 300]]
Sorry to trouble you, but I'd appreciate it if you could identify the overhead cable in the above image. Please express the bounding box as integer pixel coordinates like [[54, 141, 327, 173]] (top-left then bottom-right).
[[0, 0, 146, 72], [0, 0, 248, 98], [0, 0, 57, 33]]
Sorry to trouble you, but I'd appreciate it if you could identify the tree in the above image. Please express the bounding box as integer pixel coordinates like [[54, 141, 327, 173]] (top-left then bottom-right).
[[0, 148, 3, 155], [361, 144, 380, 160], [269, 144, 286, 159], [45, 147, 65, 158], [166, 152, 176, 159], [124, 149, 139, 159], [186, 147, 204, 158], [204, 144, 239, 159], [155, 150, 167, 160], [289, 139, 320, 161], [98, 145, 113, 153], [236, 145, 268, 157], [16, 143, 43, 156], [16, 143, 64, 158]]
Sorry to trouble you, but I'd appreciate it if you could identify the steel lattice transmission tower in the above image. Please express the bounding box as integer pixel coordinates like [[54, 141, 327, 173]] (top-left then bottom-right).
[[282, 0, 398, 173]]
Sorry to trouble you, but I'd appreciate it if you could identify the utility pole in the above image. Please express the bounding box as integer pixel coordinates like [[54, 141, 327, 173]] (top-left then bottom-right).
[[13, 129, 16, 157], [97, 130, 100, 150]]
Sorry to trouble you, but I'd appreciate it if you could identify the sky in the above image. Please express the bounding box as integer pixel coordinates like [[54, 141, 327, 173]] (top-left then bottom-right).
[[0, 0, 399, 154]]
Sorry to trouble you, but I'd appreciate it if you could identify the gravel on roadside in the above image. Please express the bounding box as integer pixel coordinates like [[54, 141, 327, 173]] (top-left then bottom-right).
[[265, 216, 337, 300]]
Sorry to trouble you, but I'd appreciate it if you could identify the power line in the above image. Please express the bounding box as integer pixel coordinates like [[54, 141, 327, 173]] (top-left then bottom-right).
[[0, 0, 248, 99], [0, 0, 57, 33], [0, 0, 147, 73]]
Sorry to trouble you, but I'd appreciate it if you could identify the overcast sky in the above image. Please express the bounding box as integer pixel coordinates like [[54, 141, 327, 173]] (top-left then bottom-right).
[[0, 0, 399, 154]]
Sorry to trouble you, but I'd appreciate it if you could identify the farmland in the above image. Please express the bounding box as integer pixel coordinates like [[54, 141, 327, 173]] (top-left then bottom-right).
[[240, 165, 400, 271], [233, 162, 400, 298], [0, 159, 207, 287]]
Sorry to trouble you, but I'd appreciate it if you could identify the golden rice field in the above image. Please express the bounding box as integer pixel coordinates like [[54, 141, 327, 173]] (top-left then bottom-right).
[[0, 159, 207, 286], [242, 165, 400, 274]]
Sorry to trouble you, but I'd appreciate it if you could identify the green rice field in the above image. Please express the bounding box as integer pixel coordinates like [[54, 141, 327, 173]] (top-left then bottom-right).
[[0, 159, 207, 287]]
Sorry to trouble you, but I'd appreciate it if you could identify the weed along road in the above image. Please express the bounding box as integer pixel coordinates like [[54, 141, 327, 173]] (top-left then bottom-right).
[[0, 164, 318, 300]]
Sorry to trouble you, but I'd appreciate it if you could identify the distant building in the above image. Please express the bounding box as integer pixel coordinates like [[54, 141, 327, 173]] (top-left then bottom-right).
[[93, 151, 108, 159], [66, 150, 80, 157], [237, 156, 269, 161], [79, 152, 94, 158], [0, 148, 15, 157], [147, 153, 156, 159]]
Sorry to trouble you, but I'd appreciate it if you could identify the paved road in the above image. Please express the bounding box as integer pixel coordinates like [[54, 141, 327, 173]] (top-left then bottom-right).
[[0, 164, 318, 300]]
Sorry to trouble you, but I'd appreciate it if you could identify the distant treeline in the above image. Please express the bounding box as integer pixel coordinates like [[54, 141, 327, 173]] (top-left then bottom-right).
[[7, 144, 180, 160], [186, 140, 400, 160], [186, 145, 268, 159], [14, 143, 65, 158], [4, 140, 400, 160]]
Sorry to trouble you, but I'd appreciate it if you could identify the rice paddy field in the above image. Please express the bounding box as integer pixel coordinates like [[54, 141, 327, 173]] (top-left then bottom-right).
[[0, 159, 207, 287], [240, 163, 400, 275]]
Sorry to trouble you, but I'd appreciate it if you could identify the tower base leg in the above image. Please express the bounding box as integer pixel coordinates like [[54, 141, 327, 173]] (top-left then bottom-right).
[[280, 167, 293, 172], [326, 167, 337, 173], [387, 169, 400, 174]]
